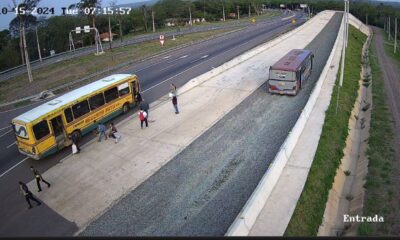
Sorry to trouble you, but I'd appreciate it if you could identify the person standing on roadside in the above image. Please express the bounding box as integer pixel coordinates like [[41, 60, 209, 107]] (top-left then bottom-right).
[[138, 108, 148, 129], [30, 166, 51, 192], [19, 181, 41, 209], [109, 122, 121, 143], [140, 99, 150, 120], [95, 121, 108, 142], [172, 95, 179, 114], [135, 92, 142, 104], [71, 133, 80, 153]]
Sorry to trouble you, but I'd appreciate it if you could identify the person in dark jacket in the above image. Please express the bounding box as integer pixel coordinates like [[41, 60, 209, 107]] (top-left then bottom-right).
[[30, 166, 51, 192], [172, 95, 179, 114], [135, 92, 142, 104], [109, 122, 121, 143], [71, 133, 80, 153], [19, 181, 41, 209]]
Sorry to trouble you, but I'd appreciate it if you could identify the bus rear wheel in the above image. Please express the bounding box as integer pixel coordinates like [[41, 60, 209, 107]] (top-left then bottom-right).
[[122, 103, 130, 114]]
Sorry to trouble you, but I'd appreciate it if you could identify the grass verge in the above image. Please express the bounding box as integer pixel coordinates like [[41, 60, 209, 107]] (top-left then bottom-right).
[[284, 25, 367, 236], [0, 27, 242, 104], [358, 32, 398, 236]]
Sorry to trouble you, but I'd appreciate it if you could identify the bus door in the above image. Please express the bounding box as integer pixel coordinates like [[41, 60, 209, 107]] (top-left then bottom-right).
[[131, 81, 140, 102], [50, 115, 66, 149]]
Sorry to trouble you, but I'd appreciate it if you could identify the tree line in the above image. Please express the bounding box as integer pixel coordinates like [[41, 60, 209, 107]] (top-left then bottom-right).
[[0, 0, 399, 72]]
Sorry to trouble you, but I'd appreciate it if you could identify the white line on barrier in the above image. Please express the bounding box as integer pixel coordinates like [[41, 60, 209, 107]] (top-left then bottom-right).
[[0, 157, 28, 179]]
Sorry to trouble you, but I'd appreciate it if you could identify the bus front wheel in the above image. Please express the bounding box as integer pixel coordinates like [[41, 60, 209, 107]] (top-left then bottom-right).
[[122, 103, 130, 114]]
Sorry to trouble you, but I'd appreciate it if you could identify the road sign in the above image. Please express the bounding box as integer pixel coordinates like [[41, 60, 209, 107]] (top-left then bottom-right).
[[160, 34, 165, 46], [251, 18, 256, 23], [84, 25, 90, 33], [291, 19, 296, 24], [75, 27, 81, 34], [300, 4, 308, 8]]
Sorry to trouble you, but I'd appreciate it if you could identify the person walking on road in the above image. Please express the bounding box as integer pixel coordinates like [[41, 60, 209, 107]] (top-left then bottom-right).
[[30, 166, 50, 192], [172, 95, 179, 114], [19, 181, 41, 209], [109, 122, 121, 143], [95, 121, 108, 142], [138, 108, 148, 129], [140, 99, 150, 120]]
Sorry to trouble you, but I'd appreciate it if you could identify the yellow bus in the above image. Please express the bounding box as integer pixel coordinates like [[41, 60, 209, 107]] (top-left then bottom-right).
[[12, 74, 141, 160]]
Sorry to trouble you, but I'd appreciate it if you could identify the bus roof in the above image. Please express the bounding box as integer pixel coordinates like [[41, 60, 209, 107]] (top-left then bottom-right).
[[270, 49, 313, 72], [13, 74, 134, 123]]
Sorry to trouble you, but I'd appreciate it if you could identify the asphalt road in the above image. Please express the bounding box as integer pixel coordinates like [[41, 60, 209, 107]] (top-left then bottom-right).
[[0, 12, 305, 236], [0, 10, 290, 82], [80, 12, 343, 236]]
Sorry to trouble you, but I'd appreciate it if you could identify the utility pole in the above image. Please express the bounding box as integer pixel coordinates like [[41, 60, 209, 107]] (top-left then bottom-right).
[[336, 0, 348, 114], [119, 19, 123, 42], [249, 5, 251, 17], [108, 15, 112, 50], [222, 0, 225, 21], [395, 17, 398, 54], [35, 26, 42, 62], [237, 5, 240, 20], [189, 5, 192, 26], [22, 25, 33, 83], [389, 16, 391, 41], [152, 10, 155, 32], [365, 13, 368, 25], [384, 16, 386, 32], [345, 0, 350, 48], [203, 0, 205, 19]]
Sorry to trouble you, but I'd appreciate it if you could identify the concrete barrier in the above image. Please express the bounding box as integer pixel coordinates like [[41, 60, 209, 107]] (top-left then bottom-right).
[[226, 11, 346, 236]]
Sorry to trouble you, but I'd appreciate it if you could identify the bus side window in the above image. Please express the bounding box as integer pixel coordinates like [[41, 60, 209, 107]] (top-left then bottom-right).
[[72, 100, 90, 119], [118, 83, 129, 97], [33, 120, 50, 140], [104, 87, 119, 103], [89, 93, 105, 111], [64, 108, 74, 123]]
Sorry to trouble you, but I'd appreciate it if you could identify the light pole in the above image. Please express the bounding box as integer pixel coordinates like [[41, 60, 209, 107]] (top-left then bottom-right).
[[336, 0, 348, 114]]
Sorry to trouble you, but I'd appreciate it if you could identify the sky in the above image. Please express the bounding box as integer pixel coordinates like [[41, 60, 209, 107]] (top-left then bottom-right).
[[0, 0, 150, 30], [1, 0, 400, 30]]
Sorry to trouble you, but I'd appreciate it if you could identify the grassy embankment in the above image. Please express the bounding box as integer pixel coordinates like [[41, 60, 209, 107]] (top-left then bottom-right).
[[358, 30, 398, 236], [0, 27, 242, 104], [285, 25, 367, 236]]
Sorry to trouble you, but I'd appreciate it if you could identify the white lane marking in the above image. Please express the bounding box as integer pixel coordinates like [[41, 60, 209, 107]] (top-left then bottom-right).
[[0, 129, 12, 138], [143, 21, 293, 94], [6, 141, 16, 148], [163, 56, 171, 59], [190, 55, 209, 64], [179, 55, 188, 59], [0, 125, 11, 131], [0, 157, 29, 179]]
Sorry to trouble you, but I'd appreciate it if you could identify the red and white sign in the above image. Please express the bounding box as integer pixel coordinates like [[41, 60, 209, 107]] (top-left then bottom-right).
[[160, 34, 165, 46]]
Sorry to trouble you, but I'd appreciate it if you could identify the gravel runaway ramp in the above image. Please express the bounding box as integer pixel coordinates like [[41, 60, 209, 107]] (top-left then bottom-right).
[[80, 13, 342, 236]]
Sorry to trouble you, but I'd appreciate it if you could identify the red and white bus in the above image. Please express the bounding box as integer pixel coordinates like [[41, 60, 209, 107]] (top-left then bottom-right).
[[268, 49, 314, 95]]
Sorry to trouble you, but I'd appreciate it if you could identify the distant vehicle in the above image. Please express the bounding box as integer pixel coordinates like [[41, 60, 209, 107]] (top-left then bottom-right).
[[12, 74, 141, 160], [267, 49, 314, 95]]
